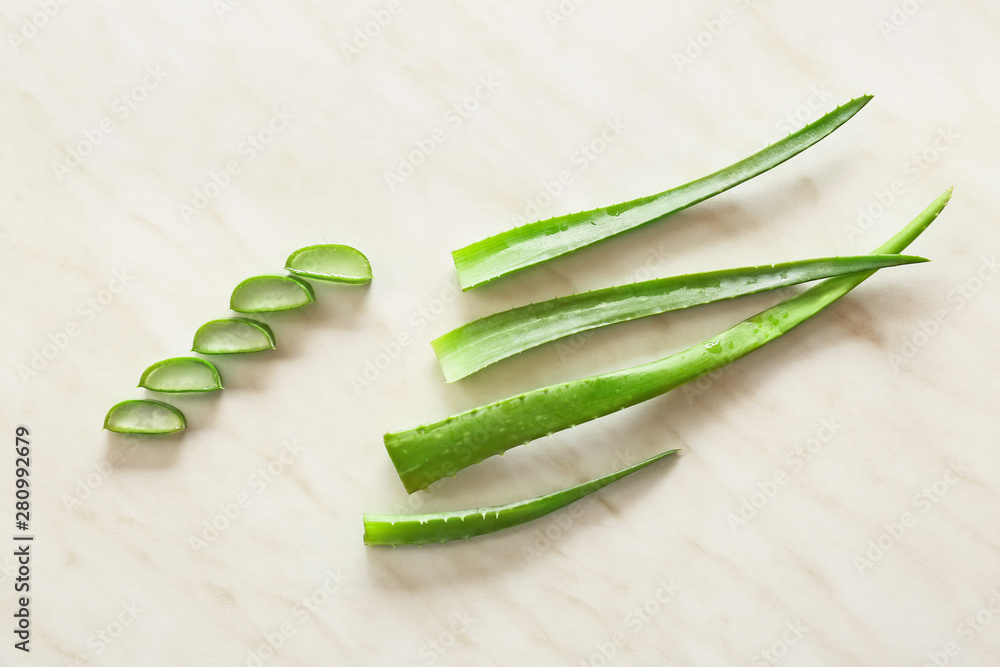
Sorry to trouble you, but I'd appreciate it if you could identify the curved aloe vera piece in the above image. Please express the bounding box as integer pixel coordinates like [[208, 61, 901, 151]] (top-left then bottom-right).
[[230, 275, 315, 313], [285, 244, 372, 284], [365, 449, 678, 545], [453, 96, 872, 290], [192, 318, 276, 354], [138, 357, 223, 392], [387, 189, 951, 492], [104, 399, 186, 434], [433, 253, 927, 382]]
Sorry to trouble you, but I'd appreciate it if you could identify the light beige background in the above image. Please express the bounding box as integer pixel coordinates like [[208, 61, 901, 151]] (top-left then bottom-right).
[[2, 1, 998, 665]]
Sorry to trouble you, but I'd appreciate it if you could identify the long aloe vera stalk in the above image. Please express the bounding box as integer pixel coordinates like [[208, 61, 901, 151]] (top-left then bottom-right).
[[387, 189, 951, 493], [364, 450, 678, 545], [433, 253, 927, 382], [452, 96, 873, 290]]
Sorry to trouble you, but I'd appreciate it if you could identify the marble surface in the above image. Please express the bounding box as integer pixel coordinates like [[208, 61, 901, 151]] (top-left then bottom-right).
[[2, 1, 999, 664]]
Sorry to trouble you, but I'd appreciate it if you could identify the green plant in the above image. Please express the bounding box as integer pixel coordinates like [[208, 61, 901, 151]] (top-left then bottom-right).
[[386, 189, 951, 493], [230, 275, 315, 312], [452, 96, 872, 290], [106, 243, 370, 433], [104, 399, 186, 434], [138, 357, 223, 392], [364, 450, 678, 545], [192, 318, 276, 354], [286, 244, 373, 284], [433, 254, 926, 382]]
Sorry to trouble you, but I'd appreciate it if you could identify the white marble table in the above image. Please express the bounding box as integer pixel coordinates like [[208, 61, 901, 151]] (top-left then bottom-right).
[[2, 1, 998, 664]]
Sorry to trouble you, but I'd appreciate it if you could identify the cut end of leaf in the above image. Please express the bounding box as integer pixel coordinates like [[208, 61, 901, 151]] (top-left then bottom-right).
[[285, 244, 372, 284], [104, 399, 186, 434]]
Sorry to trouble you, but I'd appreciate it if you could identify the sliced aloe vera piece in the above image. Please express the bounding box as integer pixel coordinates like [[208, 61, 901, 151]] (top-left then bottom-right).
[[386, 189, 951, 493], [192, 318, 275, 354], [433, 253, 928, 382], [104, 399, 186, 434], [285, 244, 372, 284], [453, 96, 873, 290], [364, 449, 678, 546], [230, 275, 315, 313], [138, 357, 223, 392]]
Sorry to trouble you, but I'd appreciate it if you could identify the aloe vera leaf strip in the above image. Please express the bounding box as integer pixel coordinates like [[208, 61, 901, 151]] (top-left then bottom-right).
[[364, 449, 678, 545], [433, 253, 927, 382], [386, 189, 951, 493], [452, 95, 873, 290]]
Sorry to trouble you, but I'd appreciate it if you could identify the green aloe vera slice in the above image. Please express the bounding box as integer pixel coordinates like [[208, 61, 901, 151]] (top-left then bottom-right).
[[138, 357, 223, 393], [433, 253, 928, 382], [285, 244, 372, 284], [192, 318, 276, 354], [104, 399, 186, 434], [230, 275, 315, 313], [364, 449, 678, 545], [387, 189, 951, 493], [452, 96, 873, 290]]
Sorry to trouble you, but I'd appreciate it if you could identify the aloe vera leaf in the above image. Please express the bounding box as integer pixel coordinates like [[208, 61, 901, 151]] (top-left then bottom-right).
[[230, 275, 315, 313], [452, 96, 872, 290], [387, 189, 951, 493], [364, 449, 678, 545], [285, 244, 372, 284], [433, 253, 928, 382], [138, 357, 223, 392], [192, 317, 276, 354], [104, 399, 186, 434]]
